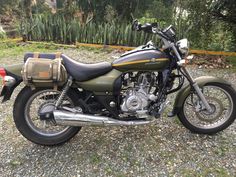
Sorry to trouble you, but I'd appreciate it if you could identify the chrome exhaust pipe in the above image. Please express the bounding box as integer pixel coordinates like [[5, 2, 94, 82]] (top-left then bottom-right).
[[53, 110, 154, 126]]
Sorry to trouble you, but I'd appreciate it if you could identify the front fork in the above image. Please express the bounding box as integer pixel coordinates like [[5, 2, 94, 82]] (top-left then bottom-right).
[[181, 66, 213, 113], [170, 43, 213, 113]]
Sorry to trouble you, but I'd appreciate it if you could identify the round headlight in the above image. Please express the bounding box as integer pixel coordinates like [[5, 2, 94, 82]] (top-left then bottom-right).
[[177, 39, 189, 57]]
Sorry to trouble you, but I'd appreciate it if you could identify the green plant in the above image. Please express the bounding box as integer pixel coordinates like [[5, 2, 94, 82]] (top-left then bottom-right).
[[0, 32, 6, 39], [22, 13, 162, 47], [0, 26, 6, 39]]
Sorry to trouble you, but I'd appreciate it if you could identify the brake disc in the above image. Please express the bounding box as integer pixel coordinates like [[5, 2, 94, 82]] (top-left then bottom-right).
[[195, 97, 224, 122]]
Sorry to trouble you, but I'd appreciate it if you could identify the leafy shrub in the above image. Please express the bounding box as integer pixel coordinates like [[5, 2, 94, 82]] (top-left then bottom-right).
[[22, 14, 161, 47]]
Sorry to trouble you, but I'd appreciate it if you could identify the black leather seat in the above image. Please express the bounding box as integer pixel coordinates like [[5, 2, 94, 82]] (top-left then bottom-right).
[[61, 54, 112, 82], [24, 53, 112, 82]]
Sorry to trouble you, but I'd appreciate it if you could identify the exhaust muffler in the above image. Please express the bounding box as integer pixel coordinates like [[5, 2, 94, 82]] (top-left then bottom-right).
[[53, 110, 154, 126]]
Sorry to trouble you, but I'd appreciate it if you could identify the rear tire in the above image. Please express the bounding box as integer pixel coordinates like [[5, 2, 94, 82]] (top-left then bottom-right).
[[177, 83, 236, 134], [13, 87, 82, 146]]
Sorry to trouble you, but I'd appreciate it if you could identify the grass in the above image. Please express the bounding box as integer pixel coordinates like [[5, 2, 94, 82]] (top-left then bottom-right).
[[0, 42, 59, 59], [226, 56, 236, 71], [10, 159, 22, 167], [226, 56, 236, 65], [0, 41, 111, 60], [1, 40, 235, 68], [0, 41, 111, 68], [178, 167, 230, 177], [90, 153, 102, 164]]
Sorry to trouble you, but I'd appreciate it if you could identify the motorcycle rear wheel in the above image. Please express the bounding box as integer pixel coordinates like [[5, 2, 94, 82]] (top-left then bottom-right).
[[13, 87, 82, 146], [177, 83, 236, 134]]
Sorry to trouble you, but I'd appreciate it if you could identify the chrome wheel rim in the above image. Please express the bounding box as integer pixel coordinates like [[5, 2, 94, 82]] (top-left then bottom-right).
[[183, 86, 233, 129], [24, 90, 73, 137]]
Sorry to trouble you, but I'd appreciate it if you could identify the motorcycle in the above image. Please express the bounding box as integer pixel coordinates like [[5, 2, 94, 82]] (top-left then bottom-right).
[[0, 20, 235, 146]]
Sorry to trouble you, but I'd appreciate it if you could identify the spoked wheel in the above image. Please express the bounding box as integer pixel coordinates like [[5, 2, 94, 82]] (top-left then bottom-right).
[[13, 87, 82, 146], [177, 83, 236, 134]]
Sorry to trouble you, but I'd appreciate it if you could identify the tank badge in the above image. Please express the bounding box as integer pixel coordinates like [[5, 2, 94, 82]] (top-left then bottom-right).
[[150, 58, 156, 62], [146, 58, 158, 65]]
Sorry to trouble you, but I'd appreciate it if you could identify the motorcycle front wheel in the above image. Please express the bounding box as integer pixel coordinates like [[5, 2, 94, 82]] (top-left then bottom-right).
[[177, 83, 236, 134], [13, 87, 82, 146]]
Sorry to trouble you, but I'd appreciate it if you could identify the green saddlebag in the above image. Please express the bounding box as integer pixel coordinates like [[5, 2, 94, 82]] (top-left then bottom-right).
[[22, 53, 67, 88]]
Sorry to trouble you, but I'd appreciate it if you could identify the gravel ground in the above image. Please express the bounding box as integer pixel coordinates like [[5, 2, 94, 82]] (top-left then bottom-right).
[[0, 47, 235, 177]]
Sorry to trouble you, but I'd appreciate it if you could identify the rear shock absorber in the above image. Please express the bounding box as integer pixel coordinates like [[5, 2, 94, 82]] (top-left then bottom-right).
[[55, 76, 73, 108]]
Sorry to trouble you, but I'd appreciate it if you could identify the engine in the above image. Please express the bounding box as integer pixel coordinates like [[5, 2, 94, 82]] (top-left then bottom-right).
[[120, 72, 157, 118]]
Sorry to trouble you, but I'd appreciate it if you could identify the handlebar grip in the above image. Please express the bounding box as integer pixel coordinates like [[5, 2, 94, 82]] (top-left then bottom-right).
[[140, 23, 153, 33], [132, 22, 142, 31]]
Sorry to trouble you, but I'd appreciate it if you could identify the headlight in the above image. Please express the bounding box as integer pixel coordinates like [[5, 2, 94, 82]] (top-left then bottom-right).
[[177, 39, 189, 57]]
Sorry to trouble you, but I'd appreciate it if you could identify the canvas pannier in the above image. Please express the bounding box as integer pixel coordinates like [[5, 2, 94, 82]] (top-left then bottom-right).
[[22, 53, 67, 88]]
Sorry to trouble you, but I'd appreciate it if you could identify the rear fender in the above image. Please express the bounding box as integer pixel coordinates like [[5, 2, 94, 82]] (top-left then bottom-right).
[[0, 64, 23, 102], [4, 64, 23, 77], [172, 76, 231, 116]]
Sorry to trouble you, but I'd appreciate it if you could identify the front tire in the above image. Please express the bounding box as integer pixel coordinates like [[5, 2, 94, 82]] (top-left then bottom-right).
[[13, 87, 82, 146], [177, 83, 236, 134]]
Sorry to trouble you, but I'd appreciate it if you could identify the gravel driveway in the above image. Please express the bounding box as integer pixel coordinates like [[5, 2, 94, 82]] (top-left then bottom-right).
[[0, 47, 235, 176]]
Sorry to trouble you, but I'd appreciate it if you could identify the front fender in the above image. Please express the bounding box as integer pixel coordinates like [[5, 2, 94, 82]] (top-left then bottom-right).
[[172, 76, 231, 116], [0, 64, 23, 102]]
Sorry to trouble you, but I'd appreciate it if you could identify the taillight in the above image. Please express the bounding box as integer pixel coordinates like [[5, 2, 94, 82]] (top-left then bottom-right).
[[0, 68, 6, 78], [0, 68, 6, 85]]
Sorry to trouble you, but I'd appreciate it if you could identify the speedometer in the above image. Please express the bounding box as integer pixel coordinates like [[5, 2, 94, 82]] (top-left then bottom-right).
[[163, 25, 176, 40]]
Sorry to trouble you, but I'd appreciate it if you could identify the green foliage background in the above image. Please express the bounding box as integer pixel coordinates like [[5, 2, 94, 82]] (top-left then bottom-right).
[[0, 0, 235, 51]]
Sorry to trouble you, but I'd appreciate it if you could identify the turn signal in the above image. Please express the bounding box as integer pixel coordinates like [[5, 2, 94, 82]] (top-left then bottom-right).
[[177, 59, 186, 66]]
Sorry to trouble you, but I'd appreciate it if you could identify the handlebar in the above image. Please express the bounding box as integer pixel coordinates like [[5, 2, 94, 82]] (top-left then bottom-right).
[[131, 20, 176, 42], [132, 20, 157, 33]]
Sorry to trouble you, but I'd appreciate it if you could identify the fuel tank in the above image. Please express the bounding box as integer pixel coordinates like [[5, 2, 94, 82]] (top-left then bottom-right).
[[112, 48, 170, 72]]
